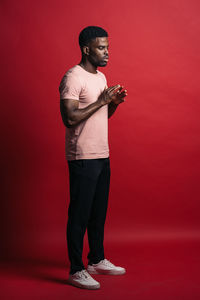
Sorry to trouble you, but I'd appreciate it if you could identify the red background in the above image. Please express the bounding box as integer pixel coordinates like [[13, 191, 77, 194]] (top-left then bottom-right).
[[1, 0, 200, 299]]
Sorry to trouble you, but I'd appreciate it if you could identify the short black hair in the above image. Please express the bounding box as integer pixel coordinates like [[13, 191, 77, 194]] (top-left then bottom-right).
[[79, 26, 108, 49]]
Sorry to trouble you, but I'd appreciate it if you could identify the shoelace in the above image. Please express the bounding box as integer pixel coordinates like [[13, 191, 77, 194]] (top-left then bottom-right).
[[102, 259, 115, 267], [77, 270, 91, 279]]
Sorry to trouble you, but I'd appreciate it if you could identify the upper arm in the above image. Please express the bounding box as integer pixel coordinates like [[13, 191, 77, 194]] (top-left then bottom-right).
[[60, 99, 79, 127], [59, 72, 81, 127], [59, 72, 81, 101]]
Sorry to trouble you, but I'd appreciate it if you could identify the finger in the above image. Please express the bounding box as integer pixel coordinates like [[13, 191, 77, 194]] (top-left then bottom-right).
[[110, 87, 124, 97], [120, 90, 127, 95], [114, 87, 123, 95], [120, 93, 127, 99], [116, 88, 128, 96], [107, 84, 121, 93], [117, 86, 123, 92], [118, 88, 127, 93], [118, 89, 128, 96], [105, 85, 118, 92]]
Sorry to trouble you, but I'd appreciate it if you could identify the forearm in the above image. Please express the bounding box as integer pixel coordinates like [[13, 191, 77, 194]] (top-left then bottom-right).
[[60, 84, 122, 127], [61, 99, 104, 128], [108, 102, 119, 118]]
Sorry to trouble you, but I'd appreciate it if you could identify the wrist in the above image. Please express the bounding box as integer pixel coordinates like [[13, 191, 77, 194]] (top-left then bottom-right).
[[97, 97, 106, 107]]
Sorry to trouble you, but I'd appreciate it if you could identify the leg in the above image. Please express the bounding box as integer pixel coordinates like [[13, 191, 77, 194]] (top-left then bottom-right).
[[67, 159, 101, 274], [87, 158, 110, 264]]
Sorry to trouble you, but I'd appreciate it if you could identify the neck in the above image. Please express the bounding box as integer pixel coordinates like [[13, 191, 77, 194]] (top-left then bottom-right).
[[79, 58, 97, 74]]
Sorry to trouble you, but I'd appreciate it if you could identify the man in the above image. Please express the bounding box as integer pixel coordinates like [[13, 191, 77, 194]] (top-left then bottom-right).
[[59, 26, 127, 290]]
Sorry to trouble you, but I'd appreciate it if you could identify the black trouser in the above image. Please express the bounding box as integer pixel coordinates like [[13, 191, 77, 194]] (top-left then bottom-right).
[[67, 157, 110, 275]]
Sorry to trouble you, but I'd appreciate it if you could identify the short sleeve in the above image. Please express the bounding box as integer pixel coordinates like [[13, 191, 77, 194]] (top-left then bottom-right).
[[59, 73, 81, 100]]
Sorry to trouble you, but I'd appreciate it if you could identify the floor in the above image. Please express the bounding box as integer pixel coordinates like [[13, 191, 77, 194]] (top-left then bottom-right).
[[1, 239, 200, 300]]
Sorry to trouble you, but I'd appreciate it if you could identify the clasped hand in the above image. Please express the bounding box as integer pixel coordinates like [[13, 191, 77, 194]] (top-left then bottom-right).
[[98, 85, 128, 106]]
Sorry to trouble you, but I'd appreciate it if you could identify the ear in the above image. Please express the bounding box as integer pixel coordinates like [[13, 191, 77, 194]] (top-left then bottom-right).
[[82, 45, 90, 56]]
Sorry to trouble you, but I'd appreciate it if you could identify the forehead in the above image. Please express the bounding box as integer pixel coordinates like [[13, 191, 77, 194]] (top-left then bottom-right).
[[90, 37, 109, 47]]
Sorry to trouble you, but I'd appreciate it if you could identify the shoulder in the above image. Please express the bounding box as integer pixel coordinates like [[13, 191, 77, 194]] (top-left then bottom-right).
[[59, 65, 83, 88], [62, 65, 82, 81]]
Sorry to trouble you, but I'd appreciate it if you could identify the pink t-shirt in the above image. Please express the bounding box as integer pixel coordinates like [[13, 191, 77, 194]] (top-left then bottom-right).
[[59, 64, 109, 160]]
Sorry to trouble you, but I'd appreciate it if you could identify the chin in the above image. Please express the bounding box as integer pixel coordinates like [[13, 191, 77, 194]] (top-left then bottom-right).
[[99, 62, 108, 67]]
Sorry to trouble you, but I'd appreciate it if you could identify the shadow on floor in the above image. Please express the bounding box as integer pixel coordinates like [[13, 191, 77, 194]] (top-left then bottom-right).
[[0, 256, 70, 285]]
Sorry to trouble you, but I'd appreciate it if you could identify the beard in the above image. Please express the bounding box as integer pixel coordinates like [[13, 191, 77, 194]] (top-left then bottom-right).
[[88, 55, 108, 67], [98, 60, 108, 67]]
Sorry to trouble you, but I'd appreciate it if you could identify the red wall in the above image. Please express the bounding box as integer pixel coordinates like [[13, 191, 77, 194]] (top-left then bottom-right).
[[1, 0, 200, 260]]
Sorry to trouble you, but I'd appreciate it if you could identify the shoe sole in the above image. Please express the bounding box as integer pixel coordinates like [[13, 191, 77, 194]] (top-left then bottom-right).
[[68, 278, 100, 290], [87, 267, 126, 275]]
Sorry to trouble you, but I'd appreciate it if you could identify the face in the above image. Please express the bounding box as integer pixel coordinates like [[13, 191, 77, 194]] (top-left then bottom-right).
[[86, 37, 109, 67]]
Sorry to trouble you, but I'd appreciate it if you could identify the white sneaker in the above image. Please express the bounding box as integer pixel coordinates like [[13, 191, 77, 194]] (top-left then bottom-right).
[[68, 269, 100, 289], [87, 259, 126, 275]]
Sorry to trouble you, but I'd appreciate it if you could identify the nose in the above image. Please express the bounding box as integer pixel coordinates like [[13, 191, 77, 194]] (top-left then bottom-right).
[[104, 48, 109, 56]]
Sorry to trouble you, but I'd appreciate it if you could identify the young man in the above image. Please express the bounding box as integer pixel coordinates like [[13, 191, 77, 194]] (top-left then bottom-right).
[[59, 26, 127, 290]]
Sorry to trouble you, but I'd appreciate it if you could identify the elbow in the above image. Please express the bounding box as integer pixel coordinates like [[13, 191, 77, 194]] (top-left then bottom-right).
[[66, 117, 77, 128], [60, 112, 76, 128], [66, 121, 74, 128], [60, 102, 77, 128], [60, 108, 79, 128], [60, 115, 75, 128]]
